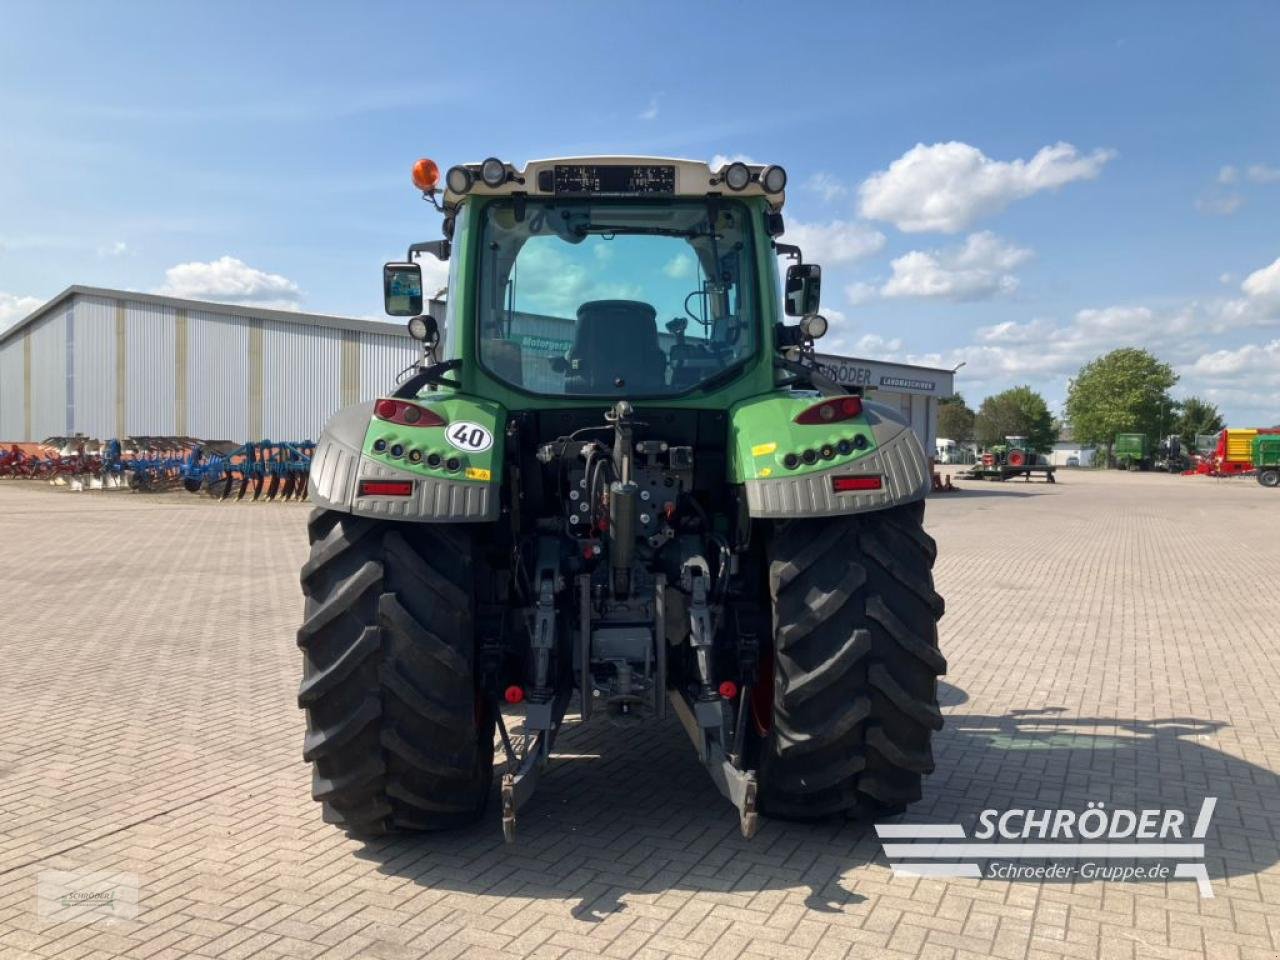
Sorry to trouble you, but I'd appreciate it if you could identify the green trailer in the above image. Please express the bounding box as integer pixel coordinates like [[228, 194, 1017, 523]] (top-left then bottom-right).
[[1255, 435, 1280, 487], [1114, 432, 1152, 471]]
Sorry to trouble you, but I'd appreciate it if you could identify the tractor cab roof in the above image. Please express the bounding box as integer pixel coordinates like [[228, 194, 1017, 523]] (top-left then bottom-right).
[[437, 156, 788, 211]]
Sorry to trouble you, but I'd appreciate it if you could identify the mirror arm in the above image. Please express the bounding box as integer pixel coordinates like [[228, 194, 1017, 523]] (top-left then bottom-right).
[[774, 242, 802, 263], [407, 240, 451, 262], [773, 356, 849, 398], [392, 358, 462, 398]]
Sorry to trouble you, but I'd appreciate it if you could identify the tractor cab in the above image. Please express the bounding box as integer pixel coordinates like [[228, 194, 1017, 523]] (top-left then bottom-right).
[[382, 157, 819, 407]]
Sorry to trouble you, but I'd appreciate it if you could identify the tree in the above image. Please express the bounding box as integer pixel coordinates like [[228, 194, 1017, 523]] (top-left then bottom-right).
[[937, 394, 975, 443], [1175, 396, 1224, 449], [1065, 349, 1178, 456], [974, 386, 1058, 452]]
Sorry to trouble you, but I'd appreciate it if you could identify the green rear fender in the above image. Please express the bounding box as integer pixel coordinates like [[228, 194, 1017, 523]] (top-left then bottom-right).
[[308, 393, 505, 522], [728, 393, 931, 518]]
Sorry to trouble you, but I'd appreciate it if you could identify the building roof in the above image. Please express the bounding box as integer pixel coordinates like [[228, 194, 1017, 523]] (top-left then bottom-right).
[[0, 285, 410, 348]]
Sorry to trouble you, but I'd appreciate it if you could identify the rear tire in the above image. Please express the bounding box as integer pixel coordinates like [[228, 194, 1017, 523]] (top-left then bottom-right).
[[757, 501, 946, 820], [1258, 468, 1279, 488], [297, 509, 494, 835]]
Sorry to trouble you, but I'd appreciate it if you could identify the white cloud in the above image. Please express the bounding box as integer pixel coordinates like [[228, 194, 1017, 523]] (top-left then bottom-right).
[[880, 231, 1032, 301], [0, 291, 42, 331], [662, 253, 694, 279], [1218, 165, 1239, 185], [1186, 339, 1280, 378], [1240, 256, 1280, 304], [638, 97, 659, 121], [805, 172, 847, 203], [709, 153, 754, 171], [154, 256, 303, 310], [96, 240, 129, 257], [780, 220, 885, 264], [858, 141, 1115, 233], [1213, 255, 1280, 328], [1195, 192, 1243, 216], [833, 252, 1280, 425], [844, 281, 878, 306], [1246, 163, 1280, 184]]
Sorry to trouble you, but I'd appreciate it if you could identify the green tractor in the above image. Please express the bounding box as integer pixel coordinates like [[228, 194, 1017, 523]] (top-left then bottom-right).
[[297, 155, 945, 841]]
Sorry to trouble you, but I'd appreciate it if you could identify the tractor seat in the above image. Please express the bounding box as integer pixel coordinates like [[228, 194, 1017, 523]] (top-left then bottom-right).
[[566, 300, 666, 393]]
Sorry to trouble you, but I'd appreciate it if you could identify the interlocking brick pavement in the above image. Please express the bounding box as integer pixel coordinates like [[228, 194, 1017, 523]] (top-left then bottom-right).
[[0, 470, 1277, 960]]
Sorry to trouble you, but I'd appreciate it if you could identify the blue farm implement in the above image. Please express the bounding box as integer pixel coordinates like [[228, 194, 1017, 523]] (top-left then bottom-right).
[[182, 440, 314, 501]]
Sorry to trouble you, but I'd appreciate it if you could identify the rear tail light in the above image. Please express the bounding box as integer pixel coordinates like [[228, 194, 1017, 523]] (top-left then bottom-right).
[[374, 398, 445, 427], [359, 480, 414, 497], [832, 475, 882, 493], [795, 396, 862, 425]]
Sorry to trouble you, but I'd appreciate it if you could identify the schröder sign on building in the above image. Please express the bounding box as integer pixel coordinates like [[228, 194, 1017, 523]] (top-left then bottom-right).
[[814, 353, 953, 397]]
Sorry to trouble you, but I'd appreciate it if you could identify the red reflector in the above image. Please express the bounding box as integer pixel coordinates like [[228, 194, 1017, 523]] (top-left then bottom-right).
[[795, 395, 863, 425], [832, 475, 883, 493], [373, 398, 446, 427], [359, 480, 414, 497], [718, 680, 739, 699], [504, 685, 525, 704]]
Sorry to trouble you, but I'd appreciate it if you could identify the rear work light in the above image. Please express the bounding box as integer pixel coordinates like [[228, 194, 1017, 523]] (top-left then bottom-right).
[[794, 396, 862, 425], [374, 398, 446, 427], [359, 480, 414, 497], [832, 475, 882, 493]]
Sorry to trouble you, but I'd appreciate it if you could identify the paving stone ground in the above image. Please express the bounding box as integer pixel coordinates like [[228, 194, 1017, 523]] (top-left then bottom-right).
[[0, 469, 1277, 960]]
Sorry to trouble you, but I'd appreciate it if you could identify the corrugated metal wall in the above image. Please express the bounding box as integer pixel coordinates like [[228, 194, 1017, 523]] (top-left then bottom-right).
[[125, 299, 177, 436], [28, 309, 67, 440], [73, 295, 118, 439], [261, 320, 342, 440], [0, 335, 22, 438], [0, 292, 419, 443], [359, 331, 418, 402]]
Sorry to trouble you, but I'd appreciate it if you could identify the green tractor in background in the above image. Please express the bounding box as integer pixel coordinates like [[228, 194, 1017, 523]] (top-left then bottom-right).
[[297, 155, 945, 841]]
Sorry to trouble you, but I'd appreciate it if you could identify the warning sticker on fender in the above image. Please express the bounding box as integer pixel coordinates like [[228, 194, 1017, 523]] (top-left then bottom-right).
[[465, 467, 491, 482]]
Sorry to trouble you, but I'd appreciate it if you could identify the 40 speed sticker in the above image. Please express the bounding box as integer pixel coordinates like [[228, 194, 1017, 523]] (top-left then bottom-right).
[[445, 421, 494, 453]]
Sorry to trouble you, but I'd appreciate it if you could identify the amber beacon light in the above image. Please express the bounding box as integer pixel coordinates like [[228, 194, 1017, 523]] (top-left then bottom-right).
[[412, 157, 440, 192]]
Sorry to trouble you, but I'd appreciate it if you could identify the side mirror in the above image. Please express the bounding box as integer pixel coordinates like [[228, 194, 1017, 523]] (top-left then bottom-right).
[[784, 263, 821, 317], [383, 262, 423, 317]]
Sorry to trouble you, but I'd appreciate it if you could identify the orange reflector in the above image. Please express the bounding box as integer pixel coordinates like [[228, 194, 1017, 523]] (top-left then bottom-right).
[[359, 480, 414, 497], [412, 157, 440, 192], [832, 475, 882, 493]]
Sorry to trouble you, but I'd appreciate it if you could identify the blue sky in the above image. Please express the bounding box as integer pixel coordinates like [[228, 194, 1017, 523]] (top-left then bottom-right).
[[2, 1, 1278, 422]]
